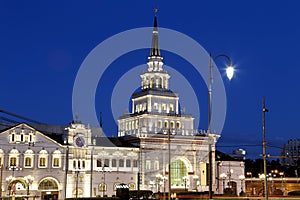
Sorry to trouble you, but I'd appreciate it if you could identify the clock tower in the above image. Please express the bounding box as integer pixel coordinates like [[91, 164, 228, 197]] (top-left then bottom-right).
[[65, 117, 92, 148]]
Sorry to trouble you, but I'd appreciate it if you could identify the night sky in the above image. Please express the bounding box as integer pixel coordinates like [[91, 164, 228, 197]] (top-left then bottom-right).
[[1, 1, 300, 159]]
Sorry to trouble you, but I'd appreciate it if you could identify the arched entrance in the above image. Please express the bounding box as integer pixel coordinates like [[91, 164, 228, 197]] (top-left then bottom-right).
[[7, 178, 26, 196], [38, 178, 59, 200]]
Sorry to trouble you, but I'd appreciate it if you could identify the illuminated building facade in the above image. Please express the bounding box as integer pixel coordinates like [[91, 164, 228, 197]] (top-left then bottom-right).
[[117, 14, 218, 194], [0, 14, 245, 199]]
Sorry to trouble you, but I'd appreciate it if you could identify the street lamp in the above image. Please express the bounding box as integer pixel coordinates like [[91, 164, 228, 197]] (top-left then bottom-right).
[[182, 176, 188, 192], [156, 174, 163, 193], [279, 172, 284, 195], [220, 173, 227, 194], [246, 172, 253, 195], [6, 175, 15, 196], [208, 53, 234, 199], [259, 173, 266, 196], [24, 175, 34, 200], [239, 175, 245, 195], [262, 97, 269, 200]]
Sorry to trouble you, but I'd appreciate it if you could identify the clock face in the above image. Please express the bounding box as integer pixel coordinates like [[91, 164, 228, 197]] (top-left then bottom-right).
[[75, 136, 85, 147]]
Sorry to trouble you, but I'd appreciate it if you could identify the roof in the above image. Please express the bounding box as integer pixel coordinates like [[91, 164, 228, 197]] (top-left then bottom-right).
[[215, 150, 244, 161]]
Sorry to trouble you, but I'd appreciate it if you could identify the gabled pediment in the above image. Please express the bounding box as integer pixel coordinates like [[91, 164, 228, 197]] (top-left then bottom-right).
[[0, 123, 64, 148]]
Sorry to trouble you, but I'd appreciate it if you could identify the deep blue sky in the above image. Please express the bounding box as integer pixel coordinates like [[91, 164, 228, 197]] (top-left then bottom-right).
[[1, 1, 300, 159]]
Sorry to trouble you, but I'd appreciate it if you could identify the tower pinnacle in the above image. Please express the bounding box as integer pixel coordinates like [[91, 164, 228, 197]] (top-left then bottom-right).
[[150, 8, 160, 57]]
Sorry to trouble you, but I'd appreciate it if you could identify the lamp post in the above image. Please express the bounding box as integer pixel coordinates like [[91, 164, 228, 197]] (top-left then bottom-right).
[[279, 172, 284, 195], [262, 97, 269, 200], [6, 175, 15, 196], [220, 173, 227, 194], [259, 173, 266, 196], [182, 176, 188, 192], [156, 174, 162, 193], [208, 53, 234, 199], [24, 175, 34, 200], [239, 175, 245, 195], [246, 172, 253, 195]]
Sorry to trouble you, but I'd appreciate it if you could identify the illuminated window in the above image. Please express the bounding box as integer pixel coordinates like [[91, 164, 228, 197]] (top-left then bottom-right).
[[9, 149, 19, 167], [10, 157, 16, 166], [25, 157, 31, 167], [154, 103, 158, 110], [135, 120, 139, 128], [52, 150, 61, 168], [170, 104, 174, 112], [53, 158, 59, 167], [38, 150, 48, 168], [164, 121, 169, 128], [146, 160, 151, 170], [176, 122, 181, 129], [39, 158, 46, 167], [158, 120, 162, 128], [154, 161, 159, 170], [170, 121, 175, 129], [99, 183, 106, 191], [162, 104, 166, 110]]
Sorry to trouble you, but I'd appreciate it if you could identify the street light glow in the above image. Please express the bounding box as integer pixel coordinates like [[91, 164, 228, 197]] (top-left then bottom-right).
[[226, 65, 234, 80]]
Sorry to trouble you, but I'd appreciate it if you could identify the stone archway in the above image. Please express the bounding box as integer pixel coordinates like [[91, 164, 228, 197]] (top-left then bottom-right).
[[7, 178, 26, 195], [38, 177, 59, 200], [169, 157, 193, 188]]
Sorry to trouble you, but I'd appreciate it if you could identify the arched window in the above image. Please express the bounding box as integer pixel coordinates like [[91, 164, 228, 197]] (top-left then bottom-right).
[[38, 178, 58, 190], [38, 150, 48, 168], [24, 149, 34, 168], [9, 149, 20, 167], [112, 159, 117, 167], [170, 160, 187, 186], [119, 159, 124, 167], [52, 150, 61, 168], [126, 159, 131, 167]]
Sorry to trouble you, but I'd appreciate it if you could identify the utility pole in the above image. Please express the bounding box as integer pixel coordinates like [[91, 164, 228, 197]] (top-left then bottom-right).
[[262, 97, 268, 200]]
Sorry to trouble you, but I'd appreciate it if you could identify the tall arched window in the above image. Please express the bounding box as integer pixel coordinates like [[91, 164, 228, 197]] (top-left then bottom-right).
[[170, 160, 187, 186], [38, 150, 48, 168], [52, 150, 61, 168], [24, 149, 34, 168]]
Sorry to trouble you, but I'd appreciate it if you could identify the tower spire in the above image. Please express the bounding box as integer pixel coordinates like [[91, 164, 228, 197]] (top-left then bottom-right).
[[150, 8, 160, 57]]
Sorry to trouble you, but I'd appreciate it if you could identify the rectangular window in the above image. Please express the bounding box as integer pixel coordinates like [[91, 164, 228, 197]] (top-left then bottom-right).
[[82, 160, 85, 169], [39, 157, 46, 167], [154, 161, 159, 170], [126, 159, 131, 167], [112, 159, 117, 167], [53, 158, 60, 167], [104, 159, 109, 167], [170, 104, 174, 112], [133, 160, 138, 168], [10, 157, 16, 166], [146, 160, 151, 170], [97, 159, 102, 167], [25, 157, 32, 167], [119, 159, 124, 167]]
